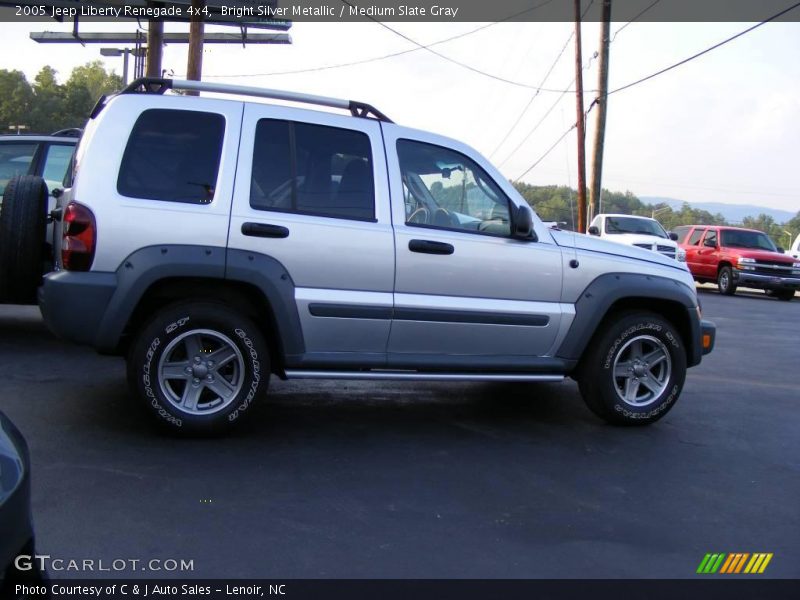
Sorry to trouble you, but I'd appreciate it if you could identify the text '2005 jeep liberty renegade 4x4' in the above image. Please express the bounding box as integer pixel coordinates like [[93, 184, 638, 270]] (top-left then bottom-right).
[[39, 79, 715, 435]]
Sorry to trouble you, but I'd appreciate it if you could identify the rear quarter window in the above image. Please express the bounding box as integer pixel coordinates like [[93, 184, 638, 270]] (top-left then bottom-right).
[[672, 226, 691, 243], [117, 109, 225, 204]]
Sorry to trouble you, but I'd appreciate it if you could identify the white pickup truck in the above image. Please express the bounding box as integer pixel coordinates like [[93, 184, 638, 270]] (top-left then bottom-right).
[[589, 213, 686, 263], [788, 233, 800, 259]]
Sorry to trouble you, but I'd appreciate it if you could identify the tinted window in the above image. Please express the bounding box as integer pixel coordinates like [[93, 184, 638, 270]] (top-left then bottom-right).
[[397, 139, 510, 236], [704, 229, 717, 246], [250, 120, 374, 221], [720, 229, 777, 252], [604, 216, 667, 238], [42, 144, 74, 188], [118, 109, 225, 204], [0, 142, 38, 196], [687, 228, 705, 246]]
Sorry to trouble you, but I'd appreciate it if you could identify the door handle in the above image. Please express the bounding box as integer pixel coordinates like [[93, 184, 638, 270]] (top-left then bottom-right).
[[241, 222, 289, 238], [409, 239, 454, 255]]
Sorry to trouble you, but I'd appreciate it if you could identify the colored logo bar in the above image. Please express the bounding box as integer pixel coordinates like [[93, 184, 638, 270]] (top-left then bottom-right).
[[697, 553, 773, 574]]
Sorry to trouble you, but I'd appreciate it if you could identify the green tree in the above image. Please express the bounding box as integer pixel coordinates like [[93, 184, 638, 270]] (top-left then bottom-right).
[[0, 70, 34, 132], [741, 213, 786, 246], [29, 66, 65, 132], [1, 62, 123, 134], [66, 60, 122, 102], [512, 183, 731, 232]]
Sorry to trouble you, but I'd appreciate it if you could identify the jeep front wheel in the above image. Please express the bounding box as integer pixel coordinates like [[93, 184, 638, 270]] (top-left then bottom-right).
[[127, 301, 269, 435], [578, 312, 687, 425]]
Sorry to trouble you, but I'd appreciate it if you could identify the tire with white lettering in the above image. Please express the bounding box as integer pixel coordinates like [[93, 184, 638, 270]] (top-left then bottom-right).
[[577, 311, 687, 425], [127, 301, 269, 435]]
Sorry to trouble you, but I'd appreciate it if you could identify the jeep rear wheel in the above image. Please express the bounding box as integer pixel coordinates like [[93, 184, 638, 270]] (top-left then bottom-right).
[[0, 175, 49, 303], [127, 301, 269, 435], [717, 266, 736, 296], [578, 312, 687, 425]]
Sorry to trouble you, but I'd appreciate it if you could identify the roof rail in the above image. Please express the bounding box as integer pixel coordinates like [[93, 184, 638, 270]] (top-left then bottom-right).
[[51, 128, 83, 138], [120, 78, 394, 123]]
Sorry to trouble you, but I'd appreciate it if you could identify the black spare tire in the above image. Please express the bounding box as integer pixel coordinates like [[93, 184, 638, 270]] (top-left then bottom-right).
[[0, 175, 49, 304]]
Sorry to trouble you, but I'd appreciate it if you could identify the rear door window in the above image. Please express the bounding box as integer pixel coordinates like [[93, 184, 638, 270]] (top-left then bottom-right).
[[250, 119, 375, 221], [117, 109, 225, 204]]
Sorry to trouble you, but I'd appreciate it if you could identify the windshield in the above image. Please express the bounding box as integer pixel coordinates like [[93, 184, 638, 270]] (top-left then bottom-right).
[[605, 216, 668, 238], [720, 229, 777, 252]]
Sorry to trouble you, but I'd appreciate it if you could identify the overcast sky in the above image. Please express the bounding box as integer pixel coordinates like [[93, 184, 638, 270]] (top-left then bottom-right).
[[1, 18, 799, 212]]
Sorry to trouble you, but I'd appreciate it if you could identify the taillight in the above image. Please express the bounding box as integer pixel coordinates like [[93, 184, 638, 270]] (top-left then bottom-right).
[[62, 202, 96, 271]]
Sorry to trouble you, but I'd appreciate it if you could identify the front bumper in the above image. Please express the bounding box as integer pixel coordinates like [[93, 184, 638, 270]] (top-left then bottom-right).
[[732, 269, 800, 291], [700, 319, 715, 355]]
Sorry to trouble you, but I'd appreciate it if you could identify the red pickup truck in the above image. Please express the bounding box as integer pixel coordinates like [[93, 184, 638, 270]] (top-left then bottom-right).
[[674, 225, 800, 301]]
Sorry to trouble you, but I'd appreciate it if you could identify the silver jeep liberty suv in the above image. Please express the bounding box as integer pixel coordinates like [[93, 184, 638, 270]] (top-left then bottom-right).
[[38, 78, 716, 435]]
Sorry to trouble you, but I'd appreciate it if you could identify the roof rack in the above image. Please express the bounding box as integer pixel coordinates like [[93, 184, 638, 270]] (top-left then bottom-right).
[[120, 78, 394, 123]]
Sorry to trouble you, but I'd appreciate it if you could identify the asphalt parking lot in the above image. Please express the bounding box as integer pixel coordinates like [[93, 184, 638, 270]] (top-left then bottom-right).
[[1, 287, 798, 579]]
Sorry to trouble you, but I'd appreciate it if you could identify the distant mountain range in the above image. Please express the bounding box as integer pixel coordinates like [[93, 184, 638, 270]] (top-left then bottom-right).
[[640, 197, 796, 224]]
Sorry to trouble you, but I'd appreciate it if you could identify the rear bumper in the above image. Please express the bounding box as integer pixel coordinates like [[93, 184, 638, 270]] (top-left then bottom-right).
[[38, 270, 117, 348], [732, 269, 800, 291]]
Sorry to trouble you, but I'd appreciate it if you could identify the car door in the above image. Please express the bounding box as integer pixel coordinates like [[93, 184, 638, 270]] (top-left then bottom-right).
[[228, 105, 394, 366], [382, 125, 566, 369], [697, 228, 719, 279], [683, 227, 706, 276]]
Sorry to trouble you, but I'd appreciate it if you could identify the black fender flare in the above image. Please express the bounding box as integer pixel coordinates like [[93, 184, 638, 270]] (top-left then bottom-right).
[[557, 272, 703, 368], [94, 245, 304, 357]]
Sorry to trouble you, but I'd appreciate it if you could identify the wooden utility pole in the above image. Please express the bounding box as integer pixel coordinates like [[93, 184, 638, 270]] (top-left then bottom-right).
[[589, 0, 612, 222], [145, 2, 163, 78], [186, 0, 206, 94], [574, 0, 588, 233]]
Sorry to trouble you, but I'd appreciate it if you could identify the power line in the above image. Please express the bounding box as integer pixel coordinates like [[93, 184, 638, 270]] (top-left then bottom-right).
[[514, 123, 577, 182], [338, 0, 574, 93], [203, 0, 565, 81], [494, 20, 602, 168], [609, 0, 663, 44], [488, 0, 597, 159], [497, 81, 573, 168], [609, 0, 800, 95], [488, 29, 575, 159], [201, 21, 502, 79]]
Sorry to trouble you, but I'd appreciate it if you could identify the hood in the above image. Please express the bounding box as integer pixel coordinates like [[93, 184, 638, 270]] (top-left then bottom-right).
[[551, 230, 684, 270], [728, 248, 796, 264], [602, 233, 677, 249]]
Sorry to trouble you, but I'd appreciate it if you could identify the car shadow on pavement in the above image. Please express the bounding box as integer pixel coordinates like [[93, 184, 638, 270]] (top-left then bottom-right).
[[696, 284, 797, 302]]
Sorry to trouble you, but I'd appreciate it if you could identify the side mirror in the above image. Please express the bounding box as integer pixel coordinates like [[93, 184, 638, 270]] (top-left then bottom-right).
[[512, 204, 536, 240], [588, 225, 600, 236], [777, 246, 785, 254], [704, 238, 717, 248], [669, 232, 679, 241]]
